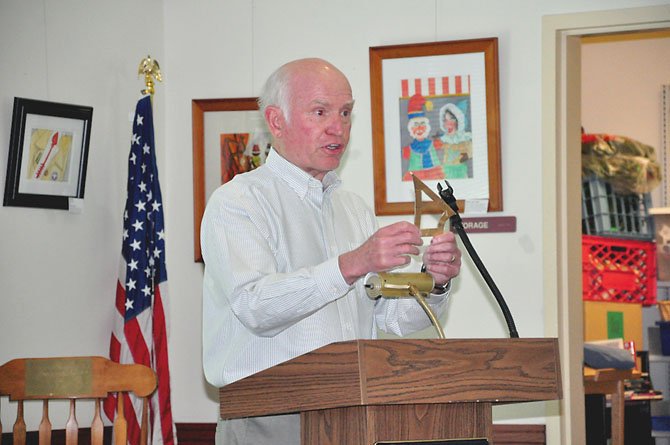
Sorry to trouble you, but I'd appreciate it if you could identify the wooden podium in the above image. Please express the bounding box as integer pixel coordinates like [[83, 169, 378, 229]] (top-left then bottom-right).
[[219, 338, 562, 444]]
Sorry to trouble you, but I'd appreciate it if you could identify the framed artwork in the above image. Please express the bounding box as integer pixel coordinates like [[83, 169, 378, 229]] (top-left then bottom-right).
[[191, 97, 269, 262], [3, 97, 93, 210], [369, 38, 502, 215]]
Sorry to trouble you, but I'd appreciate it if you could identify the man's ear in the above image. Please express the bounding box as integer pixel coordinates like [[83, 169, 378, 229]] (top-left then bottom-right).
[[264, 106, 284, 137]]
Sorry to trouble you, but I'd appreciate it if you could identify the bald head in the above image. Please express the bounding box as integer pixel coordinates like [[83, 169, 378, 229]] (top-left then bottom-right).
[[258, 58, 351, 121]]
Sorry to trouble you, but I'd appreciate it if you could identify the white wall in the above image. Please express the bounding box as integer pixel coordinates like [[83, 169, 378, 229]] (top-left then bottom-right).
[[0, 0, 164, 429], [1, 0, 667, 441], [581, 32, 670, 208]]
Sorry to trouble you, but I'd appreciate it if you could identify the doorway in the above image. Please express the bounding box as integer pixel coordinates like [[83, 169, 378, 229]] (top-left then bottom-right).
[[542, 5, 670, 445]]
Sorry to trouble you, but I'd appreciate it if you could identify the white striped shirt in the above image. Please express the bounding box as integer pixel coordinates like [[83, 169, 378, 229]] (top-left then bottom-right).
[[201, 150, 448, 387]]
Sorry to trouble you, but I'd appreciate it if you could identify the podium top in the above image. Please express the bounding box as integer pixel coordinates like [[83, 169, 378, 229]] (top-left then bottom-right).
[[218, 338, 561, 419]]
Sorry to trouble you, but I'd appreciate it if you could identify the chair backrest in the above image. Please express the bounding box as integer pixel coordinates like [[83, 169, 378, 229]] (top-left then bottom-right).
[[0, 356, 157, 445]]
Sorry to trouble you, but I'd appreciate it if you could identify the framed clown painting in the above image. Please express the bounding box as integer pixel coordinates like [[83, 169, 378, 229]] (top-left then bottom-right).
[[369, 38, 502, 216]]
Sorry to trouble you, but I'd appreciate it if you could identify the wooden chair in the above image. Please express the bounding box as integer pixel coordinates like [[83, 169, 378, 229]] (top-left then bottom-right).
[[0, 356, 157, 445]]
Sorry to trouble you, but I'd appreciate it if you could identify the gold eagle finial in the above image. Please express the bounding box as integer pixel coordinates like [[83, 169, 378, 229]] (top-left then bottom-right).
[[138, 55, 163, 95]]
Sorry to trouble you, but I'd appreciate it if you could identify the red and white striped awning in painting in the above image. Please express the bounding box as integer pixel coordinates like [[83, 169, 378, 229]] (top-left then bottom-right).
[[401, 75, 471, 98]]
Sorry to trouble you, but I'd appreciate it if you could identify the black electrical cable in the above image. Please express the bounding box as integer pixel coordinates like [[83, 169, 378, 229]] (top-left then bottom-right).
[[438, 181, 519, 338]]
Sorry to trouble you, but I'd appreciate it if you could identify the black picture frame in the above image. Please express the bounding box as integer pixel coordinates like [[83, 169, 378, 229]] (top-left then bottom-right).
[[3, 97, 93, 210]]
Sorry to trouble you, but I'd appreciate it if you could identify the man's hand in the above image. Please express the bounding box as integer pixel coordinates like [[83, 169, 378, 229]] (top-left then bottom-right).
[[422, 231, 461, 287], [339, 221, 422, 285]]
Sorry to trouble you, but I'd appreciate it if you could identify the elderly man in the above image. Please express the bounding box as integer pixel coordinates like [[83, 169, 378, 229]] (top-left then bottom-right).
[[201, 57, 462, 445]]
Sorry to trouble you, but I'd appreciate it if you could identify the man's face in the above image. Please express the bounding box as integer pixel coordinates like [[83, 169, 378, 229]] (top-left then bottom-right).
[[408, 117, 431, 141], [275, 65, 354, 181]]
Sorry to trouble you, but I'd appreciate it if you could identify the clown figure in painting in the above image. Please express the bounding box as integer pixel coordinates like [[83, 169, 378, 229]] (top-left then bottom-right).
[[434, 100, 473, 179], [401, 94, 444, 181]]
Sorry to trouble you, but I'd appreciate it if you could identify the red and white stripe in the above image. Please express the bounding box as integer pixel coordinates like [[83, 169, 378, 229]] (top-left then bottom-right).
[[400, 75, 471, 98], [104, 264, 175, 444]]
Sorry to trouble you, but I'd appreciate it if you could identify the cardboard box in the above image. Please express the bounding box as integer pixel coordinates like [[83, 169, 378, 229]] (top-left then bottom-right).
[[583, 300, 643, 349]]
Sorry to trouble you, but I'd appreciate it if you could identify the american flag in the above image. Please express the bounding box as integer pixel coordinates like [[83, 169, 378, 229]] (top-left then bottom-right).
[[105, 95, 176, 445]]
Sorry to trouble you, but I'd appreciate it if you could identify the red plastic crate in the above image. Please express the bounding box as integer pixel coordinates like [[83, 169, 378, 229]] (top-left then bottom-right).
[[582, 235, 657, 305]]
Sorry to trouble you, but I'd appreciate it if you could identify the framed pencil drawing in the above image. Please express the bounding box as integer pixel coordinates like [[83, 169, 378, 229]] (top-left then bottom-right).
[[369, 38, 502, 216], [192, 97, 269, 262], [3, 97, 93, 210]]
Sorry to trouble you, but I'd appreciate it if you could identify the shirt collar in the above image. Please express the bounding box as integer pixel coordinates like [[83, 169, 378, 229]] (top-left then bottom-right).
[[265, 148, 341, 199]]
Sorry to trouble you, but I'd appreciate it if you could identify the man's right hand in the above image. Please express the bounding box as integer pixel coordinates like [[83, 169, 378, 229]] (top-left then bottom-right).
[[338, 221, 423, 285]]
